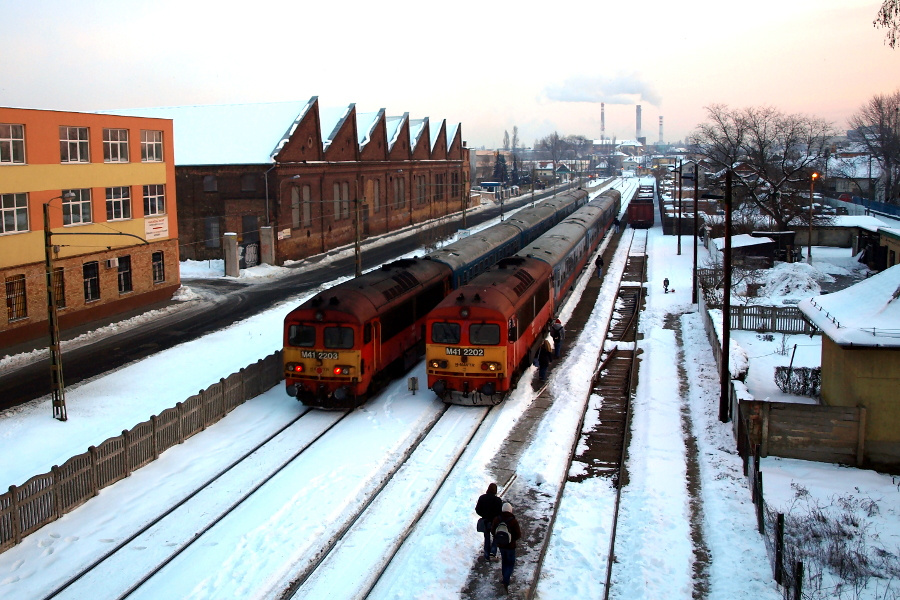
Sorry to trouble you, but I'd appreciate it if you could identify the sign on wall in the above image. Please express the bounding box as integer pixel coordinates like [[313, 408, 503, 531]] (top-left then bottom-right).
[[145, 216, 169, 240]]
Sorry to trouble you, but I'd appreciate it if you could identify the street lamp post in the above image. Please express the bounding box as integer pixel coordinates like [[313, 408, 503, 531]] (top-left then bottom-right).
[[44, 193, 75, 421], [807, 172, 819, 265]]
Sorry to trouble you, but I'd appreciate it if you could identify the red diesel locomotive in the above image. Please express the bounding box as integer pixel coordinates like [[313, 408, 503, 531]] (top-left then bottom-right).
[[283, 258, 448, 408], [426, 189, 620, 404]]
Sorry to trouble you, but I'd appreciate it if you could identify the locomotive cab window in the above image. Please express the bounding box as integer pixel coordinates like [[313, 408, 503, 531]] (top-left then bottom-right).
[[470, 323, 500, 345], [324, 326, 354, 349], [432, 322, 460, 344], [289, 325, 316, 347]]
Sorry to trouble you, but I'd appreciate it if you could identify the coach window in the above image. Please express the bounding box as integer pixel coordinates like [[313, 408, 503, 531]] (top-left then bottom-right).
[[432, 322, 460, 344], [324, 326, 354, 349], [288, 324, 315, 347], [470, 323, 500, 345]]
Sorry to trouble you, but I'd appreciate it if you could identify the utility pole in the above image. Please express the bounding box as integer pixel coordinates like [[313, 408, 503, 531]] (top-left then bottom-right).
[[43, 198, 68, 421], [355, 180, 362, 277], [692, 163, 699, 304], [677, 159, 683, 255], [719, 169, 733, 423]]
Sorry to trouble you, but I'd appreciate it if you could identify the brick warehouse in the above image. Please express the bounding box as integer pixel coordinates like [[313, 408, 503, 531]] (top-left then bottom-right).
[[115, 98, 471, 264], [1, 107, 180, 347]]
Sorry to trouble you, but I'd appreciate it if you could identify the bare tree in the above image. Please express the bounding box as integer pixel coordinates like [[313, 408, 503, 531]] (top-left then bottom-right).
[[847, 90, 900, 204], [537, 131, 570, 175], [511, 126, 519, 155], [502, 130, 510, 152], [690, 105, 833, 231], [875, 0, 900, 48]]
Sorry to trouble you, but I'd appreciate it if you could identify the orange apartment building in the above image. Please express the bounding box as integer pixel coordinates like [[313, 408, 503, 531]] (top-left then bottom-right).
[[1, 107, 180, 347]]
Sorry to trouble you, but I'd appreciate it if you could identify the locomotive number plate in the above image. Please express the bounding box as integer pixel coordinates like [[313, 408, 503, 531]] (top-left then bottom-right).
[[301, 350, 340, 360], [445, 347, 484, 356]]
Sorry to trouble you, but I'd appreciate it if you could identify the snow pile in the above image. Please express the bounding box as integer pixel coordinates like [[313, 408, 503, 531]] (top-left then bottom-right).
[[758, 261, 824, 300]]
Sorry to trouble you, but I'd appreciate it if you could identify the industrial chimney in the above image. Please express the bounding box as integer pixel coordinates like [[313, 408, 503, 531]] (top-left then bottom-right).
[[601, 103, 605, 141], [659, 116, 664, 144], [636, 105, 642, 141]]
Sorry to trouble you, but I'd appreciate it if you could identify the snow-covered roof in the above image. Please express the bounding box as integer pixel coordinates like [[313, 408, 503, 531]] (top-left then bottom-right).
[[827, 154, 882, 180], [319, 104, 353, 151], [385, 114, 407, 151], [99, 100, 312, 165], [712, 234, 774, 250], [408, 118, 427, 151], [830, 215, 889, 233], [429, 119, 443, 151], [798, 264, 900, 347], [356, 110, 383, 148], [446, 122, 459, 151]]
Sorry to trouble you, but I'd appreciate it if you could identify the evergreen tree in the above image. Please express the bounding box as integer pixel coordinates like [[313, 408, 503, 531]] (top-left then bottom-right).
[[492, 152, 509, 183], [511, 155, 520, 185]]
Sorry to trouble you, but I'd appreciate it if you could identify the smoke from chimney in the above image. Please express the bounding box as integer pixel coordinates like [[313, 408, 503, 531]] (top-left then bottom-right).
[[659, 116, 664, 144]]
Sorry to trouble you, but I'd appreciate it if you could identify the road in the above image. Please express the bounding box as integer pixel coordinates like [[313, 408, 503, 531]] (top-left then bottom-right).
[[0, 187, 573, 410]]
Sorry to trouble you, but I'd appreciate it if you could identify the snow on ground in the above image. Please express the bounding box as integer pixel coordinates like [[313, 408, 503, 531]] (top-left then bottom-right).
[[1, 178, 898, 600]]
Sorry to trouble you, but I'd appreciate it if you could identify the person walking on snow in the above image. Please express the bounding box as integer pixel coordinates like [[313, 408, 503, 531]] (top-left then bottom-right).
[[595, 254, 604, 279], [475, 483, 503, 562], [663, 277, 670, 293], [492, 502, 522, 592], [549, 319, 565, 359]]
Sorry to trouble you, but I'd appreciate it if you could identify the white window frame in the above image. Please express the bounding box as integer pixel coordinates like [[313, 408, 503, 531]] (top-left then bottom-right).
[[0, 124, 25, 164], [141, 130, 163, 162], [106, 186, 131, 221], [103, 128, 129, 163], [60, 126, 89, 163], [333, 182, 341, 219], [341, 182, 350, 219], [302, 184, 312, 227], [152, 251, 165, 283], [1, 192, 29, 234], [63, 189, 92, 225], [143, 184, 165, 215]]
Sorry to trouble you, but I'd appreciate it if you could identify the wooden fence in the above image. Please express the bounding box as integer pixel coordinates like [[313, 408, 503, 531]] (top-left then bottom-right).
[[0, 351, 283, 554], [697, 268, 817, 334], [740, 400, 866, 467]]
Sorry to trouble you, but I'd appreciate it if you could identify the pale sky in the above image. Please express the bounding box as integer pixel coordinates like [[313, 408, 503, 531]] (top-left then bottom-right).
[[2, 0, 898, 149]]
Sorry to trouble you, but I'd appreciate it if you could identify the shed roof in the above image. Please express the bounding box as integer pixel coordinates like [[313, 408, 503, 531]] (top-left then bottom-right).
[[798, 264, 900, 347]]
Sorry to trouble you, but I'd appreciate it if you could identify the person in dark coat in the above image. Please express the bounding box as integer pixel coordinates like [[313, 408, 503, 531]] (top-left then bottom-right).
[[491, 502, 523, 591], [537, 338, 552, 381], [595, 254, 604, 279], [549, 319, 565, 359], [475, 483, 503, 561]]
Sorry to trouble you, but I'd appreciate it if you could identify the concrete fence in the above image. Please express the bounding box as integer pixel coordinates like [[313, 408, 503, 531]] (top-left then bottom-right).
[[0, 351, 283, 554]]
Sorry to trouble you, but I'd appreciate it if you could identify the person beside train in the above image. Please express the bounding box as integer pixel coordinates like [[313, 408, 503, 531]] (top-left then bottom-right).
[[537, 337, 553, 381], [595, 254, 604, 279], [475, 483, 503, 562], [549, 319, 564, 359], [492, 502, 523, 592]]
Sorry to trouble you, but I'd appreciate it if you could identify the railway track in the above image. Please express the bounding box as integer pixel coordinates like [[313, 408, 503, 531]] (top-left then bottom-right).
[[526, 227, 648, 600], [42, 396, 489, 599]]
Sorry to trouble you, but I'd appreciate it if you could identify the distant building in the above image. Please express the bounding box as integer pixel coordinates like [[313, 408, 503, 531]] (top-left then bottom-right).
[[0, 107, 180, 347]]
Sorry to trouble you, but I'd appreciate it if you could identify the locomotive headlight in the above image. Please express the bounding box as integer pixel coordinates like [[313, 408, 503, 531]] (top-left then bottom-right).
[[481, 361, 502, 372], [429, 359, 449, 369], [460, 308, 469, 317], [286, 362, 305, 373], [333, 365, 353, 375]]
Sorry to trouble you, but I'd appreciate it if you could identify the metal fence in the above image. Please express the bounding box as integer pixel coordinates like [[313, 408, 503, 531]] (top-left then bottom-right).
[[0, 351, 283, 554]]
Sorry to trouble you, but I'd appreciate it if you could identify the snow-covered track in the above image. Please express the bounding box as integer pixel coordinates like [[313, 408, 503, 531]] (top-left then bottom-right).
[[529, 228, 647, 600], [42, 408, 350, 600], [283, 404, 491, 599]]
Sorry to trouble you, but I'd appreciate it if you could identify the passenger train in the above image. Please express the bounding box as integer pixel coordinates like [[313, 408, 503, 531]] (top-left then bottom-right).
[[282, 187, 590, 408], [424, 188, 622, 405]]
